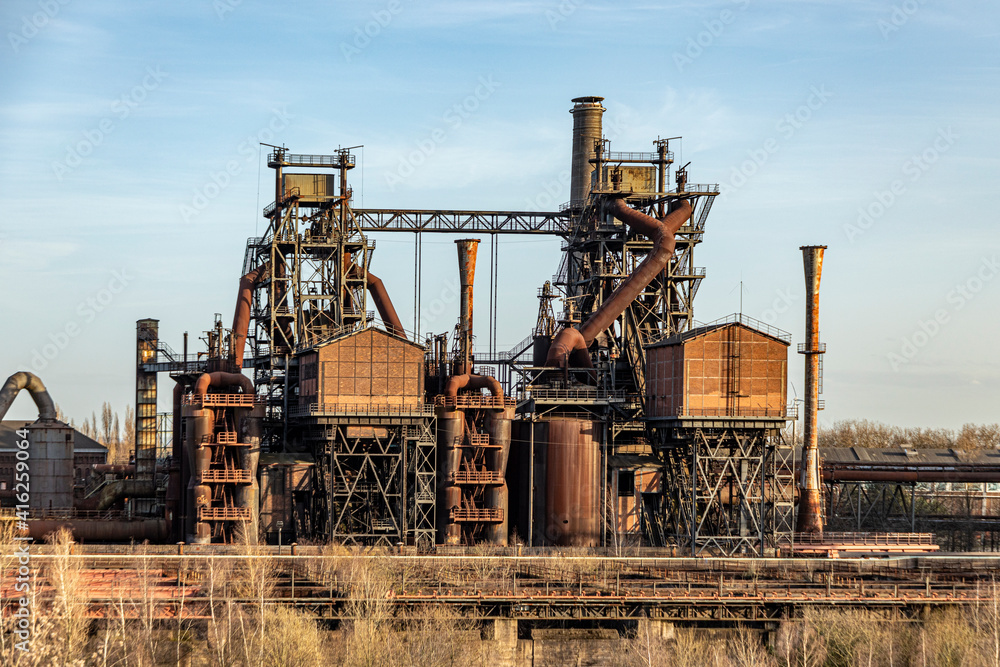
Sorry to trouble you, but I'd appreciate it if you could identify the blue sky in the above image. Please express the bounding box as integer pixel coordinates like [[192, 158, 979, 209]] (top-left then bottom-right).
[[1, 1, 997, 430]]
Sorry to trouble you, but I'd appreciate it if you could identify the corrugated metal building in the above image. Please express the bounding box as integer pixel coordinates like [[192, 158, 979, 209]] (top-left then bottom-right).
[[645, 318, 789, 419]]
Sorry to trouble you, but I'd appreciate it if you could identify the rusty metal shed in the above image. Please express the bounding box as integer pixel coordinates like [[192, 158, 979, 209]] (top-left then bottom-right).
[[645, 315, 789, 420]]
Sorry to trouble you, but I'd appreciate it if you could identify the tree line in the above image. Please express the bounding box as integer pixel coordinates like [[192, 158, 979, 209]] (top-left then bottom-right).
[[58, 402, 135, 464]]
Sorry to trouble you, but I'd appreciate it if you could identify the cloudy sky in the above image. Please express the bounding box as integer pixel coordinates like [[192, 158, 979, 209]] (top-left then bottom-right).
[[1, 1, 997, 430]]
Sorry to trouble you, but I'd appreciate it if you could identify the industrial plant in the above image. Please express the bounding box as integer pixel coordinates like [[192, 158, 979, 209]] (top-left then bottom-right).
[[1, 96, 993, 560]]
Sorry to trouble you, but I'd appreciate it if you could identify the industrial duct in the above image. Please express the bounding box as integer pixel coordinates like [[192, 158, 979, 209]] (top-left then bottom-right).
[[194, 371, 254, 397], [343, 252, 407, 339], [367, 271, 406, 339], [546, 198, 692, 369], [796, 245, 827, 535], [0, 371, 56, 421], [231, 263, 269, 369]]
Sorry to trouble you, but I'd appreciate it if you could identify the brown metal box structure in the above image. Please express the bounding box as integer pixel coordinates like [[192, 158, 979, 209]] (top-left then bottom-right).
[[298, 327, 425, 410], [646, 318, 789, 419]]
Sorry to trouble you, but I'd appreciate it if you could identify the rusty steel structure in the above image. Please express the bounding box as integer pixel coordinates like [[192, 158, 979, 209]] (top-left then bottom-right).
[[797, 245, 827, 535]]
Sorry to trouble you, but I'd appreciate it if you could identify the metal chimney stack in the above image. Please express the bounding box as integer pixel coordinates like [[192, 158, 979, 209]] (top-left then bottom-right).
[[569, 96, 605, 211], [455, 239, 480, 376], [796, 245, 827, 535]]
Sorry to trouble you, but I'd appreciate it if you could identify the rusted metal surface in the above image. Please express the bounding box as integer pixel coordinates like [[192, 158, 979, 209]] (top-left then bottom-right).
[[436, 410, 465, 545], [7, 549, 998, 623], [797, 245, 827, 535], [445, 373, 502, 400], [544, 419, 600, 547], [545, 199, 692, 370], [365, 270, 406, 339], [231, 263, 268, 369], [645, 317, 790, 419], [454, 238, 480, 375]]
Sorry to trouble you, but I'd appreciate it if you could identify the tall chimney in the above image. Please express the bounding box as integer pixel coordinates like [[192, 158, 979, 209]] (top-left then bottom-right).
[[455, 239, 480, 376], [569, 96, 605, 211], [796, 245, 827, 535]]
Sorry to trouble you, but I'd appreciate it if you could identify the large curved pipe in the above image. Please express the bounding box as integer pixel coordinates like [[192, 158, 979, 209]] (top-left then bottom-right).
[[545, 198, 692, 369], [445, 373, 503, 400], [367, 271, 406, 339], [232, 263, 269, 369], [343, 252, 407, 340], [0, 371, 56, 421], [194, 371, 253, 397]]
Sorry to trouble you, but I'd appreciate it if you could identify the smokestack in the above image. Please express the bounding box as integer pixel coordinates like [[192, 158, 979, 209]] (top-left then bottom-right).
[[569, 96, 605, 211], [455, 239, 480, 375], [796, 245, 827, 535]]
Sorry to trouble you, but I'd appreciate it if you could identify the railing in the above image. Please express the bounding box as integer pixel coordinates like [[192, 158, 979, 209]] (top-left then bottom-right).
[[798, 342, 827, 354], [268, 152, 355, 168], [450, 508, 504, 523], [454, 471, 504, 485], [198, 507, 252, 522], [291, 402, 434, 417], [671, 406, 789, 419], [793, 532, 937, 547], [604, 151, 658, 162], [522, 388, 627, 403], [679, 313, 792, 344], [216, 432, 237, 445], [466, 434, 493, 448], [184, 394, 256, 408], [434, 395, 515, 409], [201, 469, 252, 484]]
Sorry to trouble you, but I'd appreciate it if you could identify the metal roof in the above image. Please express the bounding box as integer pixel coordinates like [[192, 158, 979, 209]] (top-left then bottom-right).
[[646, 313, 791, 349]]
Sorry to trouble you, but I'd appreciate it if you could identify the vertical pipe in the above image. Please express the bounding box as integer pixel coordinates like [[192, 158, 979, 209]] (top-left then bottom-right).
[[454, 239, 480, 376], [796, 245, 827, 535]]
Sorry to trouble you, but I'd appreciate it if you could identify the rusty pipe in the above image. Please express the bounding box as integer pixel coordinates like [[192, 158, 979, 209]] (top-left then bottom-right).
[[232, 263, 269, 369], [796, 245, 827, 535], [455, 239, 480, 375], [0, 371, 56, 422], [194, 371, 253, 397], [344, 253, 407, 340], [545, 199, 692, 368], [367, 271, 406, 339], [445, 373, 502, 400]]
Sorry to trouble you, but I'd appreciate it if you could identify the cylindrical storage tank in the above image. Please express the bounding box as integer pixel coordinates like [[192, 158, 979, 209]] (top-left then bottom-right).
[[544, 418, 600, 547], [183, 406, 214, 544], [235, 404, 263, 542], [436, 408, 465, 545], [484, 407, 513, 545], [569, 96, 605, 210], [26, 423, 75, 512]]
